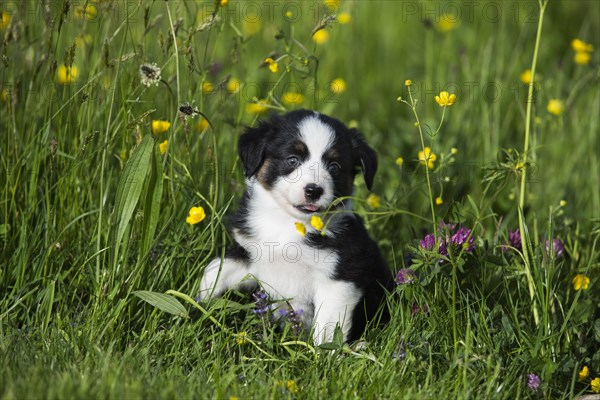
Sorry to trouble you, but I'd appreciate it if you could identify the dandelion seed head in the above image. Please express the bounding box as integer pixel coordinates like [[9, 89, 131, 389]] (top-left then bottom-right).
[[139, 63, 161, 87]]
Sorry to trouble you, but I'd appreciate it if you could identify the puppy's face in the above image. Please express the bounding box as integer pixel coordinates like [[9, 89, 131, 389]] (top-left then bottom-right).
[[238, 110, 377, 219]]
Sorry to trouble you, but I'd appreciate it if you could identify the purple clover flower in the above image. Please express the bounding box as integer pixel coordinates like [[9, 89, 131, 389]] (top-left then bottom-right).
[[420, 233, 436, 250], [527, 373, 541, 391], [252, 289, 271, 317], [451, 226, 475, 252], [420, 222, 476, 258], [545, 238, 565, 259], [508, 229, 522, 250], [395, 269, 417, 285]]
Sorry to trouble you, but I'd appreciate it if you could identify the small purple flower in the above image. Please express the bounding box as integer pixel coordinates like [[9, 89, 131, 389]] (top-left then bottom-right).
[[438, 238, 448, 257], [420, 233, 436, 250], [508, 229, 522, 250], [395, 269, 417, 285], [527, 373, 540, 391], [451, 226, 475, 253], [279, 307, 304, 335], [252, 289, 271, 317], [545, 238, 565, 259], [392, 341, 412, 361]]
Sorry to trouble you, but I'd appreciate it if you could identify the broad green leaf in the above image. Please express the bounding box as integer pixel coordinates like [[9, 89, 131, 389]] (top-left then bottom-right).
[[133, 290, 189, 318], [113, 135, 154, 255], [139, 144, 164, 259]]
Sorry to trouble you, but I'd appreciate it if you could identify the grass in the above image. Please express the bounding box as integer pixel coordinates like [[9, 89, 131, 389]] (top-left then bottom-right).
[[1, 0, 599, 398]]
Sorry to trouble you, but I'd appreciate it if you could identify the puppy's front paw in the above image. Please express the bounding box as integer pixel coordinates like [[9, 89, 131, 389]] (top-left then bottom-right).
[[198, 257, 253, 301], [198, 258, 227, 301]]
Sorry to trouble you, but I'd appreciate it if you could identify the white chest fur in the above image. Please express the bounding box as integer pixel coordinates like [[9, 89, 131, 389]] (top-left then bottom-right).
[[234, 181, 340, 308]]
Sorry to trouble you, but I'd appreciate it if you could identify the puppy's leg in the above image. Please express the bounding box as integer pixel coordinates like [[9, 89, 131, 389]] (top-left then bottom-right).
[[198, 257, 253, 301], [312, 281, 363, 345]]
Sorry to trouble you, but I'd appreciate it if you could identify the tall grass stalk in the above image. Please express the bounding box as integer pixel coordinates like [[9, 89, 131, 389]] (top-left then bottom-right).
[[518, 0, 549, 327]]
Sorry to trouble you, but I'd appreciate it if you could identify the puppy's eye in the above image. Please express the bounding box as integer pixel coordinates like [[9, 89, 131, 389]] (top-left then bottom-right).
[[286, 155, 300, 167], [328, 162, 342, 176]]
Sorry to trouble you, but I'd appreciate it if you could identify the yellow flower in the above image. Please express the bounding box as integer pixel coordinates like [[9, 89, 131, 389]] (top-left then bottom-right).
[[195, 118, 209, 132], [330, 78, 347, 94], [246, 99, 269, 114], [186, 206, 206, 225], [264, 57, 279, 73], [559, 200, 567, 207], [593, 377, 600, 394], [312, 29, 329, 44], [324, 0, 340, 7], [282, 91, 305, 105], [75, 4, 97, 20], [159, 140, 168, 155], [579, 366, 589, 380], [435, 197, 443, 205], [519, 69, 533, 84], [395, 157, 404, 166], [152, 120, 171, 135], [235, 331, 248, 345], [337, 12, 351, 24], [1, 12, 11, 29], [310, 216, 324, 231], [227, 77, 240, 93], [574, 51, 591, 65], [572, 274, 590, 291], [434, 91, 457, 107], [366, 193, 380, 209], [437, 15, 460, 33], [404, 79, 412, 87], [295, 222, 306, 236], [547, 99, 564, 116], [202, 81, 214, 94], [220, 0, 229, 6], [228, 397, 238, 400], [418, 147, 437, 169], [57, 64, 79, 85], [242, 19, 261, 35], [286, 380, 300, 394], [571, 39, 594, 53], [451, 147, 458, 155]]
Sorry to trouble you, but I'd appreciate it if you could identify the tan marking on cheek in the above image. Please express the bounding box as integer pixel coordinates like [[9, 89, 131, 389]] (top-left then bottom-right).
[[257, 159, 272, 188]]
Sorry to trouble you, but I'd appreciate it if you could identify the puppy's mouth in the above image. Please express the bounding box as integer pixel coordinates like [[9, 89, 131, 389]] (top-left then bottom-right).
[[294, 204, 322, 214]]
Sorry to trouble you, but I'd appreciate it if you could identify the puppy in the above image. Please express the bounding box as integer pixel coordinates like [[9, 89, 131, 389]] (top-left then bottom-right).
[[198, 109, 394, 344]]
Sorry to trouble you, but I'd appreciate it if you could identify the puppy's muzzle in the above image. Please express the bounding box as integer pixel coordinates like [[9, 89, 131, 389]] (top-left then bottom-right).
[[304, 183, 324, 201]]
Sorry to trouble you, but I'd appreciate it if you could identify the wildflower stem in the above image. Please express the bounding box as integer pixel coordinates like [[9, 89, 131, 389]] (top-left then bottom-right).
[[407, 88, 437, 240], [518, 0, 548, 327], [434, 106, 447, 136]]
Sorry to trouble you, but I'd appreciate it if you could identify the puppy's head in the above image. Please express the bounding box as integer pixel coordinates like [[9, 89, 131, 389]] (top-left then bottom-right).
[[238, 110, 377, 219]]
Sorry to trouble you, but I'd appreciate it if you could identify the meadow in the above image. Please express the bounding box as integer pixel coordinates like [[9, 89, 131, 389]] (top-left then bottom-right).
[[1, 0, 599, 398]]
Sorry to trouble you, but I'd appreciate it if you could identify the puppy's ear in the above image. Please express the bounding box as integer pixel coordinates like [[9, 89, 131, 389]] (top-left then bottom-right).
[[238, 120, 272, 177], [350, 128, 378, 191]]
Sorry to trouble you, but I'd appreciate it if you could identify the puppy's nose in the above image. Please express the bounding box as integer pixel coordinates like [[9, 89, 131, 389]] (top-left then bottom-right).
[[304, 183, 324, 201]]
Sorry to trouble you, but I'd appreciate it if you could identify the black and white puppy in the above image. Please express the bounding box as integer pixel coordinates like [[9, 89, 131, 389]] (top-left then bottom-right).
[[198, 109, 394, 344]]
